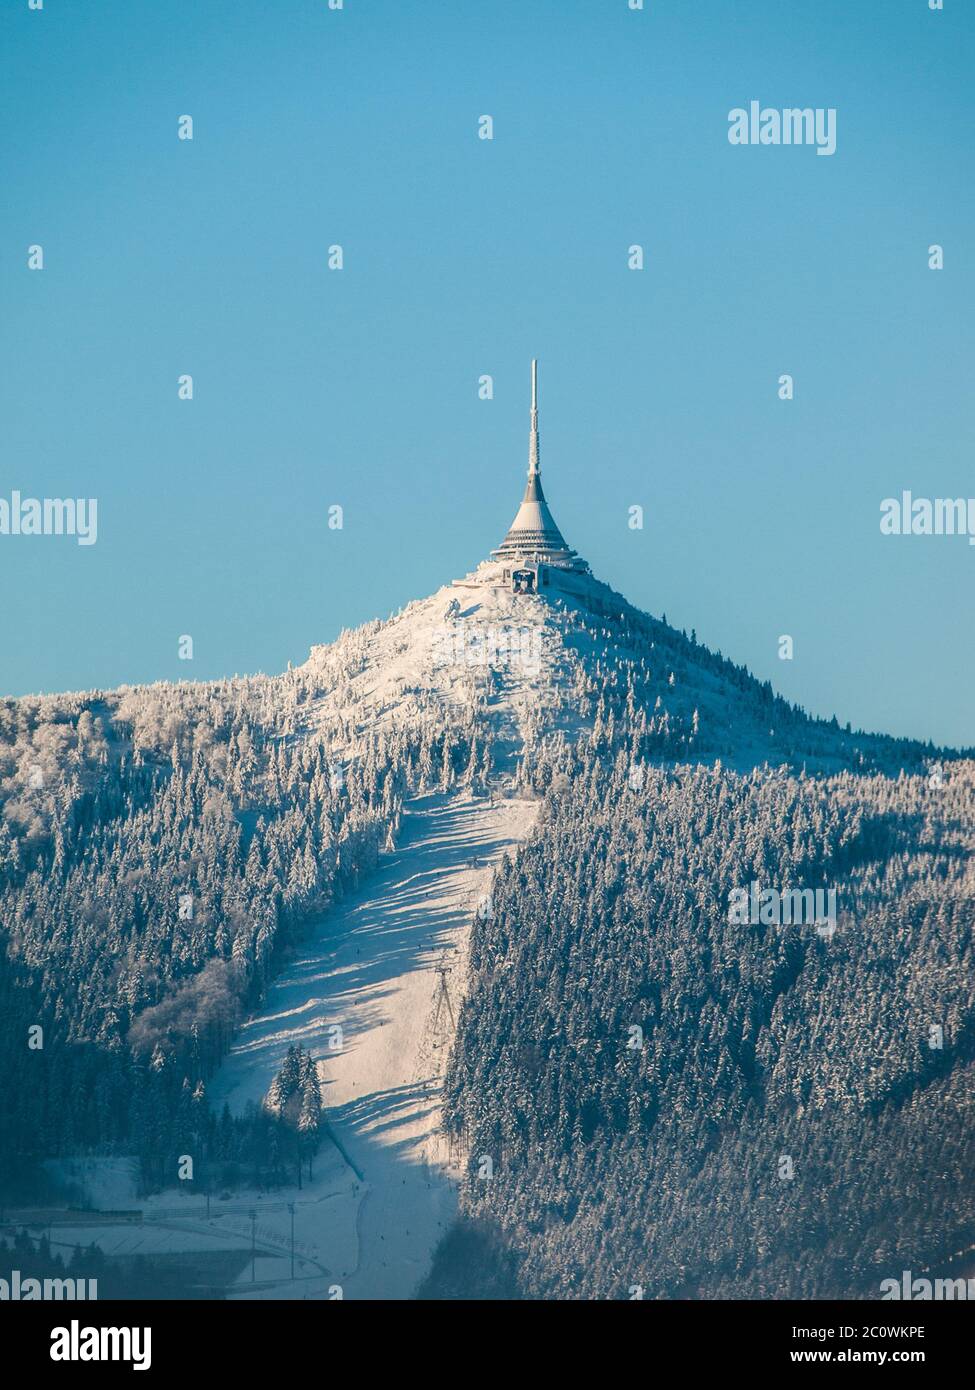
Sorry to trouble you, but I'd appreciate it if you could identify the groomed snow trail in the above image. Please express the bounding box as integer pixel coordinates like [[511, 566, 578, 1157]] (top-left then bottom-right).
[[209, 788, 537, 1299]]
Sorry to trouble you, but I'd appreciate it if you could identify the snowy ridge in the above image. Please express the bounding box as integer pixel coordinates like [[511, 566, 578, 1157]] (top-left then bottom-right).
[[298, 562, 587, 751]]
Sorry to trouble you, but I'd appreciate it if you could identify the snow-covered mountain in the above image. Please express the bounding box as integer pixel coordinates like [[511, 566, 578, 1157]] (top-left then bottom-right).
[[0, 536, 967, 1300], [294, 555, 942, 783], [0, 367, 966, 1300]]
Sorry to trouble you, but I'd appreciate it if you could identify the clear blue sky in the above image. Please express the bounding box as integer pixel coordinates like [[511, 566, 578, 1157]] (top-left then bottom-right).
[[1, 0, 972, 747]]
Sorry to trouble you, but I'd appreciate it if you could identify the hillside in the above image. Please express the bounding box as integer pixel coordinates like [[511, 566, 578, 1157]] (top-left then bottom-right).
[[432, 752, 975, 1299], [1, 559, 971, 1298]]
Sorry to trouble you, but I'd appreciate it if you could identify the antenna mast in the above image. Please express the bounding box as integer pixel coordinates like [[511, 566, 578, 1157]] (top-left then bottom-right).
[[528, 358, 540, 477]]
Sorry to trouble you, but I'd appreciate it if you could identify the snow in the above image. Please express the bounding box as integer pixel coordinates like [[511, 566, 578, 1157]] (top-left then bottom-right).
[[202, 568, 561, 1296], [37, 1150, 356, 1292], [25, 564, 642, 1296], [17, 554, 949, 1299], [34, 791, 538, 1300], [208, 788, 537, 1298], [298, 561, 608, 739], [30, 565, 566, 1298]]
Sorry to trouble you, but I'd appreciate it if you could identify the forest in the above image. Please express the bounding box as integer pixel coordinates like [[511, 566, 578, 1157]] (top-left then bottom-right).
[[0, 663, 491, 1198], [2, 594, 972, 1302], [429, 699, 975, 1299]]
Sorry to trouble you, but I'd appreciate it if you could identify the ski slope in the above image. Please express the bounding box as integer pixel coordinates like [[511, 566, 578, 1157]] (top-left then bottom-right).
[[208, 787, 537, 1299]]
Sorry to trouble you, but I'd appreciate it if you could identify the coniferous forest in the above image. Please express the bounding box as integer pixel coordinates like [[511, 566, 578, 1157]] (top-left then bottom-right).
[[0, 665, 491, 1198], [1, 600, 973, 1302], [429, 658, 975, 1299]]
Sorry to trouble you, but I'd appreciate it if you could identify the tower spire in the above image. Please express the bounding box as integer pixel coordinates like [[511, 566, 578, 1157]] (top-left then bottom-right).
[[490, 360, 589, 575], [529, 358, 539, 477]]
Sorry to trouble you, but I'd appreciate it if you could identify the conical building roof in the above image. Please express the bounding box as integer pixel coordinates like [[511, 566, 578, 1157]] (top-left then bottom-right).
[[492, 361, 589, 572]]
